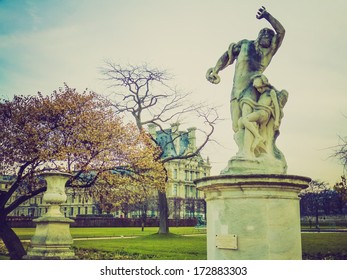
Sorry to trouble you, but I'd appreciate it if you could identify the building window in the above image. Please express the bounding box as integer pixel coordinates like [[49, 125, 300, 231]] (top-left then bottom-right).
[[173, 169, 178, 179], [185, 185, 190, 198], [172, 184, 178, 196]]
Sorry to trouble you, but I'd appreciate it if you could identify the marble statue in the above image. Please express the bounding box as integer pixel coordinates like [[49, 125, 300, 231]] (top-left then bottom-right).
[[206, 7, 288, 174], [197, 8, 311, 260]]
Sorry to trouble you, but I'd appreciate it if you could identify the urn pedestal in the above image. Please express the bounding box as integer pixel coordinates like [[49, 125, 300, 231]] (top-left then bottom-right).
[[24, 172, 76, 260]]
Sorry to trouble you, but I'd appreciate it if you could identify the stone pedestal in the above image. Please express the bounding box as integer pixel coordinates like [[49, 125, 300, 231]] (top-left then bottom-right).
[[24, 172, 76, 260], [195, 174, 310, 260]]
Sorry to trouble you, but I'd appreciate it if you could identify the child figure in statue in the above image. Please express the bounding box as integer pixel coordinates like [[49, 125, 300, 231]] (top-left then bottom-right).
[[238, 74, 288, 160]]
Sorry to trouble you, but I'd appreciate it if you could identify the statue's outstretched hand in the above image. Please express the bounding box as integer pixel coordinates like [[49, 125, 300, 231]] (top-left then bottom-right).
[[256, 6, 268, 20], [206, 68, 221, 84]]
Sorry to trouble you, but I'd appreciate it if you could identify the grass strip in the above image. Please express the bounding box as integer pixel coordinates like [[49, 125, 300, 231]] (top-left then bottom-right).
[[1, 228, 346, 260]]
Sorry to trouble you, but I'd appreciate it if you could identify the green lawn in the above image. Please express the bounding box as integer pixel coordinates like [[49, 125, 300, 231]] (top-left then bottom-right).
[[302, 232, 347, 259], [1, 227, 347, 260], [2, 227, 206, 260], [74, 233, 206, 260], [13, 226, 205, 240]]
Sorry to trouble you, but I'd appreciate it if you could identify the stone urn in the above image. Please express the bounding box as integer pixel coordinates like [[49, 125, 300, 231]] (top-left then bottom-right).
[[24, 171, 76, 259]]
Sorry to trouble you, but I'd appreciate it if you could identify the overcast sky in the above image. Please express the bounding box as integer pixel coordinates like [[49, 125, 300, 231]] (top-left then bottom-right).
[[1, 0, 346, 185]]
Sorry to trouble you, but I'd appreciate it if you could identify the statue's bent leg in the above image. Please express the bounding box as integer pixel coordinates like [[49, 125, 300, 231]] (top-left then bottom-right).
[[230, 99, 240, 132]]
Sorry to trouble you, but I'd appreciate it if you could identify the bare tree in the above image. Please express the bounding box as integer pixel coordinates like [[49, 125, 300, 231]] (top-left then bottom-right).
[[300, 180, 330, 230], [333, 135, 347, 171], [101, 62, 219, 234]]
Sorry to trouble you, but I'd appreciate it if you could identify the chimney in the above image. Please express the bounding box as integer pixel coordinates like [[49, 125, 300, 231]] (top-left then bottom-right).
[[187, 127, 197, 150], [171, 122, 180, 154]]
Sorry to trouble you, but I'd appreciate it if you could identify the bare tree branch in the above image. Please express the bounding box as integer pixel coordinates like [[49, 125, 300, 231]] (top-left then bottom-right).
[[100, 62, 221, 143], [331, 135, 347, 172], [162, 107, 219, 163]]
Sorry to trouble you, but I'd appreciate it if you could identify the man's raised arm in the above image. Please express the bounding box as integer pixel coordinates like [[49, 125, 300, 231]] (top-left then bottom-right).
[[257, 6, 285, 52]]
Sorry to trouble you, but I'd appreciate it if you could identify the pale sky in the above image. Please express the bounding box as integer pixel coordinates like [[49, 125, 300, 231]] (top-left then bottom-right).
[[0, 0, 346, 185]]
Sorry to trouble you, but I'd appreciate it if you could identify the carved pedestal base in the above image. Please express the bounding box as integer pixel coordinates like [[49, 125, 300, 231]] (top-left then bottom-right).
[[24, 217, 76, 260], [221, 155, 287, 175], [195, 174, 310, 260]]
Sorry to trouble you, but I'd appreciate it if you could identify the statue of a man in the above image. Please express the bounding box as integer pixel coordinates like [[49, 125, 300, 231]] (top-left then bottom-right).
[[206, 6, 285, 133]]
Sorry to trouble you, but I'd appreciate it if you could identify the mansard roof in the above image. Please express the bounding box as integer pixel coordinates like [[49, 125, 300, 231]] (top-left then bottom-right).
[[155, 128, 190, 159], [156, 128, 190, 158]]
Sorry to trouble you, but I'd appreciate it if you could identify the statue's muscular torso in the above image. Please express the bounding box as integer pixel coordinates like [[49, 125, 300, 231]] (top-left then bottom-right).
[[231, 39, 275, 101]]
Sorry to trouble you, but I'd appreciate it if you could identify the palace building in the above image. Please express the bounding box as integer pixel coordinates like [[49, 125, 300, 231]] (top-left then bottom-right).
[[148, 123, 211, 219]]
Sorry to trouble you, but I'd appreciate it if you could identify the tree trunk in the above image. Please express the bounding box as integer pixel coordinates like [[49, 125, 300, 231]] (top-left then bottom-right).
[[141, 203, 148, 232], [0, 215, 26, 260], [203, 200, 207, 220], [315, 209, 320, 231], [158, 191, 169, 234]]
